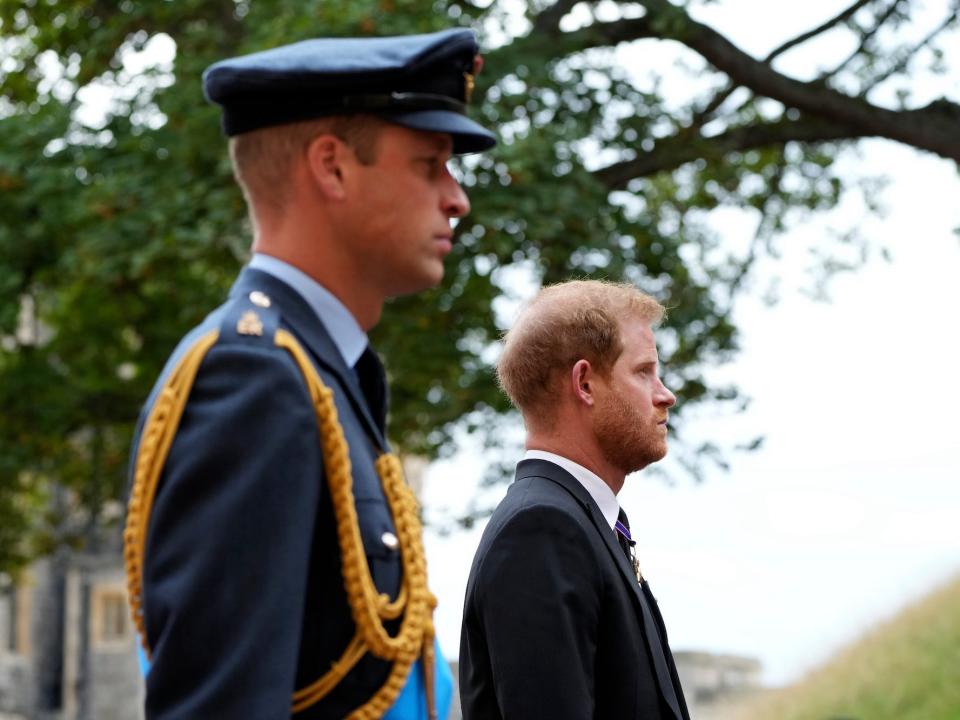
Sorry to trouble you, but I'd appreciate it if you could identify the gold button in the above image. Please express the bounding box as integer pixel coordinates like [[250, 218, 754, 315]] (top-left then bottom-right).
[[381, 531, 399, 550], [249, 291, 271, 308]]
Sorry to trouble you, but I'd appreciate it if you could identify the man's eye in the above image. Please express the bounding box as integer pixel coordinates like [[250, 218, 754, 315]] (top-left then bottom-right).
[[422, 157, 452, 176]]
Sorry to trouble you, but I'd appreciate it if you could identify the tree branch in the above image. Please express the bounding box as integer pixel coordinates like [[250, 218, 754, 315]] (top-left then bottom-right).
[[525, 14, 656, 53], [819, 0, 904, 82], [860, 6, 959, 90], [637, 0, 960, 163], [593, 116, 856, 188], [532, 0, 585, 36], [482, 15, 656, 78], [765, 0, 877, 64], [491, 2, 960, 165]]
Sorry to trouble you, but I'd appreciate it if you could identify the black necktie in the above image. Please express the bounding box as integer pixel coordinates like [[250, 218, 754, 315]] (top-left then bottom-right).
[[353, 346, 387, 433]]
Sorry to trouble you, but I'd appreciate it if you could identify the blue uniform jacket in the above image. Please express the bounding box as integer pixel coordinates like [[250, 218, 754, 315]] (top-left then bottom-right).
[[132, 267, 402, 718]]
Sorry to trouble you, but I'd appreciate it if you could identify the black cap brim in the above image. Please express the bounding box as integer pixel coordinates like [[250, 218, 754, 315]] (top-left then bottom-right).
[[381, 109, 497, 154]]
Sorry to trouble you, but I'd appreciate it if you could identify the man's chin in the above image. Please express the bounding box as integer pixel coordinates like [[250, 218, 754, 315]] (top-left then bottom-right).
[[632, 446, 668, 474], [652, 445, 668, 465], [389, 269, 445, 297]]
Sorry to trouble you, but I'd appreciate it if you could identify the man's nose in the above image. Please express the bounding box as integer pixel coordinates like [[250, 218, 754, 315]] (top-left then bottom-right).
[[442, 170, 470, 219], [656, 379, 677, 408]]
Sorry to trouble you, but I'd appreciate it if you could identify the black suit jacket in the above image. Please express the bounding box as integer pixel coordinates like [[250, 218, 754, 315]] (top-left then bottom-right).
[[460, 459, 690, 720], [133, 267, 400, 718]]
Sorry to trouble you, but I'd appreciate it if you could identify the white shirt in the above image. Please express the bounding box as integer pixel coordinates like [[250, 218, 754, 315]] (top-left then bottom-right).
[[249, 253, 367, 367], [523, 449, 620, 531]]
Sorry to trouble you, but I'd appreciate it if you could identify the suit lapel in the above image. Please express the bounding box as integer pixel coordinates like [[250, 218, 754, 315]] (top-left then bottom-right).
[[642, 582, 691, 720], [228, 268, 388, 451], [515, 459, 684, 720]]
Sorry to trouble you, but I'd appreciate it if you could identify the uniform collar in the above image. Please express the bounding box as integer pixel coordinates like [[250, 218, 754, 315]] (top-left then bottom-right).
[[248, 253, 367, 367], [523, 449, 620, 530]]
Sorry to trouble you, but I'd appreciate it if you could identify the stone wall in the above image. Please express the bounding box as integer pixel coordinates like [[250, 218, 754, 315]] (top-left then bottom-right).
[[62, 557, 143, 720], [0, 654, 28, 717], [0, 581, 30, 717], [675, 650, 762, 702], [0, 552, 144, 720], [675, 649, 763, 718]]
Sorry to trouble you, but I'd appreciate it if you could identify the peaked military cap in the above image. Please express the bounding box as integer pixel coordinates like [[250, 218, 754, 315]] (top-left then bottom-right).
[[202, 28, 496, 154]]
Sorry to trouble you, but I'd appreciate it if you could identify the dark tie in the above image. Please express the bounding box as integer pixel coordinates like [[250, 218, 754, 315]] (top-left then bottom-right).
[[615, 508, 639, 576], [353, 345, 388, 433]]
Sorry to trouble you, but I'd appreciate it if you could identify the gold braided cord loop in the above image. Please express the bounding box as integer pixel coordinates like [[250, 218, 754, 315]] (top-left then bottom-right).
[[122, 326, 436, 720], [290, 634, 368, 710], [123, 330, 221, 659], [276, 330, 436, 719]]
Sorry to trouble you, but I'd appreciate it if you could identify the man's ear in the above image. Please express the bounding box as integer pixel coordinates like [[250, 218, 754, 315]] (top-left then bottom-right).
[[571, 359, 595, 407], [305, 134, 349, 200]]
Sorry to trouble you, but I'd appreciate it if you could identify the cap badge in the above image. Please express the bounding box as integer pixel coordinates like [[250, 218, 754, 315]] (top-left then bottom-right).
[[237, 310, 264, 337], [464, 54, 484, 104], [464, 73, 475, 104]]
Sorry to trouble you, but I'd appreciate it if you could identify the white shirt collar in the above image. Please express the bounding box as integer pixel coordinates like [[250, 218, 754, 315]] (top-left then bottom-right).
[[248, 253, 367, 368], [523, 449, 620, 530]]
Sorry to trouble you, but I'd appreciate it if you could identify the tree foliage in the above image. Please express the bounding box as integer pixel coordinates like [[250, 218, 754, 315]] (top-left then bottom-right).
[[1, 0, 958, 571]]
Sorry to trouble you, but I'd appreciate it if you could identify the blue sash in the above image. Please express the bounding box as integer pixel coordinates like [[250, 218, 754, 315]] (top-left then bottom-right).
[[384, 638, 453, 719]]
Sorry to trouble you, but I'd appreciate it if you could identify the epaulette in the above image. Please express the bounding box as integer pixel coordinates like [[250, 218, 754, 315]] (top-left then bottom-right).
[[217, 289, 281, 346]]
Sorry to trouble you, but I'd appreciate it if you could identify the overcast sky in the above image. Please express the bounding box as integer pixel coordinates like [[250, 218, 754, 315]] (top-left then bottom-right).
[[423, 0, 960, 687]]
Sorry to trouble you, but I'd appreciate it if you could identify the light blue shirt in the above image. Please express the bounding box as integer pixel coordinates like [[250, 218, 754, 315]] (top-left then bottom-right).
[[248, 253, 367, 367]]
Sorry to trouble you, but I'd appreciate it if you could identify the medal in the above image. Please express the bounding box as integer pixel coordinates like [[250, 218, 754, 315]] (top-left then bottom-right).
[[615, 519, 644, 582]]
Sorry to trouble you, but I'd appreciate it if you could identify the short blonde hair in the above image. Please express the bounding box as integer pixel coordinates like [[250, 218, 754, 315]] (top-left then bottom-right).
[[229, 114, 383, 214], [497, 280, 665, 417]]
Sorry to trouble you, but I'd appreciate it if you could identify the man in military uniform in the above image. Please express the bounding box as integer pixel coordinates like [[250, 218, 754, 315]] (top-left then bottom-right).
[[123, 29, 495, 718]]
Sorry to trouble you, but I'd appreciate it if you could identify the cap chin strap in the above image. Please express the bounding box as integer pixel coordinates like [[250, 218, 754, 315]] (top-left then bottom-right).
[[343, 91, 467, 114], [124, 328, 437, 719]]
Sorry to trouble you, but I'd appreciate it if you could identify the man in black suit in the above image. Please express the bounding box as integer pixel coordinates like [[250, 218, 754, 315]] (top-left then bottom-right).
[[123, 30, 495, 718], [460, 280, 690, 719]]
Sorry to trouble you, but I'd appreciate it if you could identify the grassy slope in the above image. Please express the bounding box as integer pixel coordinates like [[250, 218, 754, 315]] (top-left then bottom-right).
[[732, 573, 960, 720]]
